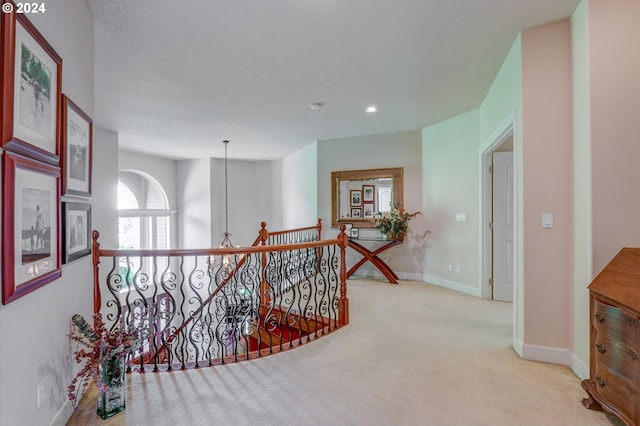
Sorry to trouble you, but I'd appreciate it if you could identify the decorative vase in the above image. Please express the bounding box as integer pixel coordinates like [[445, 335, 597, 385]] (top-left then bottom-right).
[[97, 358, 126, 419], [388, 231, 405, 241]]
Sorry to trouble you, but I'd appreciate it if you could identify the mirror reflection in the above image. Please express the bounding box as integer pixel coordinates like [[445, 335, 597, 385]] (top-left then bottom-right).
[[331, 167, 403, 228]]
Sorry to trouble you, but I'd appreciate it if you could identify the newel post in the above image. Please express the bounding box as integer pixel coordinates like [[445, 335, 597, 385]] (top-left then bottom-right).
[[338, 224, 349, 325], [259, 222, 270, 307], [92, 230, 102, 327]]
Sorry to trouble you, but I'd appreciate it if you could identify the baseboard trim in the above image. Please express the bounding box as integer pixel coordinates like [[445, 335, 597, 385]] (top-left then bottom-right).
[[422, 274, 482, 298], [521, 342, 572, 366], [50, 399, 74, 426], [513, 338, 524, 358], [570, 353, 589, 381]]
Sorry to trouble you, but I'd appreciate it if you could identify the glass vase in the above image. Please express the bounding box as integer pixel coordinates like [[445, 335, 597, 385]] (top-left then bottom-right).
[[97, 358, 126, 419]]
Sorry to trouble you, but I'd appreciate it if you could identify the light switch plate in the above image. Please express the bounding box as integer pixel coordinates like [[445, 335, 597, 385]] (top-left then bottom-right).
[[455, 213, 466, 222], [542, 213, 553, 228]]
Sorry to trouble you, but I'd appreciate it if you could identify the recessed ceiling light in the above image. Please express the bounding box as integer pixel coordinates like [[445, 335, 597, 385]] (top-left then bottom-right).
[[366, 106, 378, 113]]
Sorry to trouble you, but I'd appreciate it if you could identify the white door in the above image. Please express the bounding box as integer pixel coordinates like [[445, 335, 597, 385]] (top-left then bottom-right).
[[492, 151, 514, 302]]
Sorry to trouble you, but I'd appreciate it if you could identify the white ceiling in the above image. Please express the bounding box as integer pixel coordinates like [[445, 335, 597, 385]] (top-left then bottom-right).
[[87, 0, 580, 161]]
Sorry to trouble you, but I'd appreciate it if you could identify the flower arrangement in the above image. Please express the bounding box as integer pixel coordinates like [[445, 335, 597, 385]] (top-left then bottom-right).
[[67, 313, 146, 406], [371, 203, 422, 239]]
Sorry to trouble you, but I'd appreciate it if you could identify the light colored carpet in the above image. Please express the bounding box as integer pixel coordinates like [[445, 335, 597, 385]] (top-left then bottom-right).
[[67, 279, 621, 426]]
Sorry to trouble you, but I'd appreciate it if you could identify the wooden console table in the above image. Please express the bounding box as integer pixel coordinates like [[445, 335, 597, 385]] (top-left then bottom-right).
[[347, 237, 402, 284]]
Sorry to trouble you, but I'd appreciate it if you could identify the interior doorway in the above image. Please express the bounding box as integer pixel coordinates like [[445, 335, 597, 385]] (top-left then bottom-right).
[[482, 127, 514, 302]]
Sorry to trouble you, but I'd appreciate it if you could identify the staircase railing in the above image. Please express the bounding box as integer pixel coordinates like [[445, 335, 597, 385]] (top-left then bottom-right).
[[91, 222, 348, 371]]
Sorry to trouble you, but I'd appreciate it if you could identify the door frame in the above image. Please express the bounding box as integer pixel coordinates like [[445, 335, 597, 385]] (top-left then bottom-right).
[[481, 125, 514, 300]]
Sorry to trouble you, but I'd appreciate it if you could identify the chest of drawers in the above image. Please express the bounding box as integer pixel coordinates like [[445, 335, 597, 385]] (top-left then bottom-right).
[[582, 248, 640, 426]]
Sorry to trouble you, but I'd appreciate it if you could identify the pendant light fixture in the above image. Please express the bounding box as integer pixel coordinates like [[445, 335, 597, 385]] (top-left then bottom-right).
[[220, 140, 233, 252]]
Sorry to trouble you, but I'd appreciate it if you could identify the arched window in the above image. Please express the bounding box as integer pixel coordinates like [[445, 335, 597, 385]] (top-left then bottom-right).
[[117, 170, 173, 250]]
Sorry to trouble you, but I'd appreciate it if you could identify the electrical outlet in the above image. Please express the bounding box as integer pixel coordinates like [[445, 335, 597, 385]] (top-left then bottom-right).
[[455, 265, 461, 274], [448, 263, 453, 272], [37, 380, 45, 408]]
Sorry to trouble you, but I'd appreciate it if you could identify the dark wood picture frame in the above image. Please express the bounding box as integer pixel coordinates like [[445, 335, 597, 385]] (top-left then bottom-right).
[[362, 184, 375, 202], [62, 201, 91, 263], [351, 207, 362, 218], [363, 203, 374, 219], [1, 4, 62, 165], [61, 95, 93, 197], [2, 150, 61, 304], [350, 190, 361, 206]]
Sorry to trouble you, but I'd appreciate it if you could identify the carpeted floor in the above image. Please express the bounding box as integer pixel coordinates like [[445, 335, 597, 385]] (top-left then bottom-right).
[[67, 279, 622, 425]]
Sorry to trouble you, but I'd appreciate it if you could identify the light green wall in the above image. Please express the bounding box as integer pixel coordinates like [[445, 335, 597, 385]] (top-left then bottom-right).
[[422, 110, 481, 295], [571, 0, 592, 378]]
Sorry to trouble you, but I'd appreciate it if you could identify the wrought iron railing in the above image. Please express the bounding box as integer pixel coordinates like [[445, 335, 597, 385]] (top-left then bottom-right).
[[91, 221, 348, 372]]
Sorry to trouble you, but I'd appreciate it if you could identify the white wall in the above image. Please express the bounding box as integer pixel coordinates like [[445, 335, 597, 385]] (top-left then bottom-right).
[[0, 3, 95, 425], [214, 158, 282, 246], [422, 110, 480, 296], [177, 157, 282, 249], [177, 158, 212, 249], [317, 131, 424, 277], [282, 142, 318, 229]]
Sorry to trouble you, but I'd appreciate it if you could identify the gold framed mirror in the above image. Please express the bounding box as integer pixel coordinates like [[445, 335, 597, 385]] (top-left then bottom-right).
[[331, 167, 404, 228]]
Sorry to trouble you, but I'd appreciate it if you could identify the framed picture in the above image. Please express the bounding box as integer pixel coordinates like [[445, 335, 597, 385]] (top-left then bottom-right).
[[62, 202, 91, 263], [350, 228, 359, 239], [363, 203, 374, 219], [2, 150, 61, 304], [350, 190, 361, 206], [351, 207, 362, 218], [343, 223, 352, 237], [1, 8, 62, 165], [61, 96, 93, 197], [362, 184, 375, 202]]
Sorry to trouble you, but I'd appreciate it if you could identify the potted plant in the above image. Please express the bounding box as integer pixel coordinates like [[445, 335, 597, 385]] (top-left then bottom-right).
[[67, 313, 149, 419], [371, 203, 421, 240]]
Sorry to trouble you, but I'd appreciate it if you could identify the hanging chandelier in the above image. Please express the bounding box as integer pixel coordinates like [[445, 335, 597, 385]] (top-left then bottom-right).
[[220, 139, 233, 252]]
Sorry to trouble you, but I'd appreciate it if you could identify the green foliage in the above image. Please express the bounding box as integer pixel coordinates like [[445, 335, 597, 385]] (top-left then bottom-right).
[[21, 44, 51, 99], [371, 203, 421, 238]]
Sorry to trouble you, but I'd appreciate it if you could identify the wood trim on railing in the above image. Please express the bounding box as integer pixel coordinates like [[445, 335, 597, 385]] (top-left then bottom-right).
[[266, 218, 322, 238], [91, 230, 102, 328], [338, 224, 349, 326]]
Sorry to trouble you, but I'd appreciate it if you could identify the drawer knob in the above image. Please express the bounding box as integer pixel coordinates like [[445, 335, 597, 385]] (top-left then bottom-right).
[[596, 343, 607, 354], [626, 384, 639, 396], [595, 376, 605, 388], [625, 316, 638, 327], [628, 349, 638, 361], [594, 313, 605, 324]]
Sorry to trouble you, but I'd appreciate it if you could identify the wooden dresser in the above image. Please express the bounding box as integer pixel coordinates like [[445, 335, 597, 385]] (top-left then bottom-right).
[[582, 247, 640, 426]]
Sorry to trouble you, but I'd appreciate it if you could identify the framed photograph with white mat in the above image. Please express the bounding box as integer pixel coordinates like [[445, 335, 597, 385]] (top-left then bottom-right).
[[62, 202, 91, 263], [2, 150, 61, 304], [1, 9, 62, 164], [61, 95, 93, 197]]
